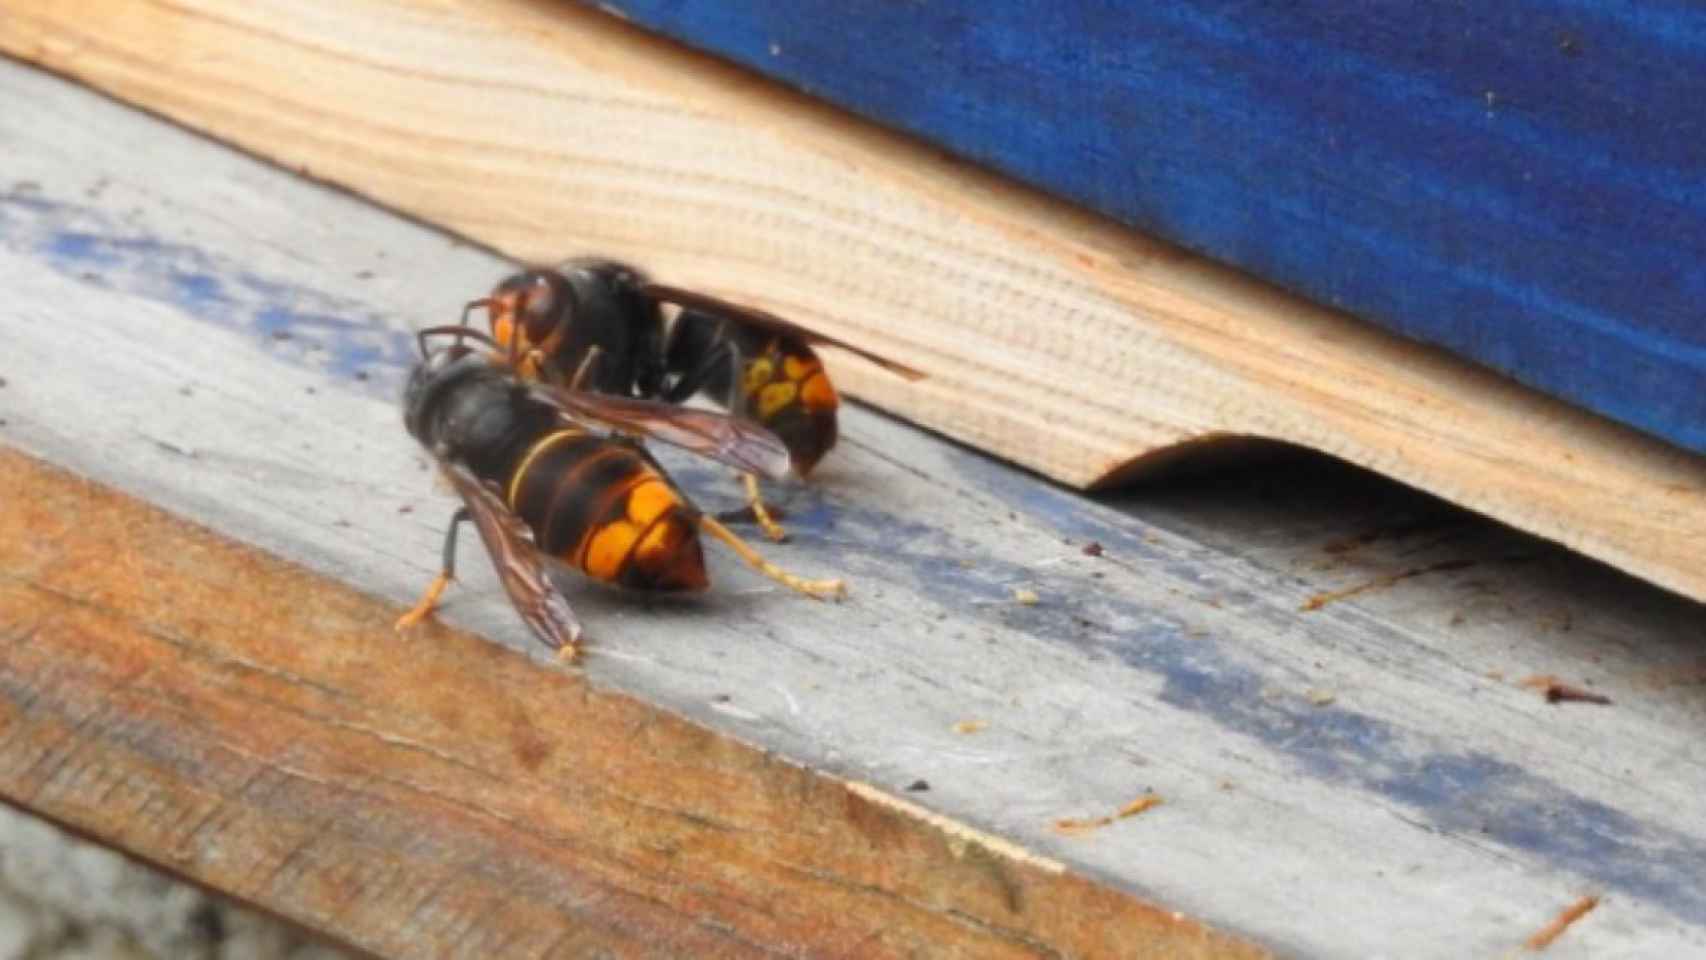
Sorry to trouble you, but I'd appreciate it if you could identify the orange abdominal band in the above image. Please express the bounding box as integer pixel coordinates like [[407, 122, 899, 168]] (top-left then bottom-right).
[[582, 478, 681, 580]]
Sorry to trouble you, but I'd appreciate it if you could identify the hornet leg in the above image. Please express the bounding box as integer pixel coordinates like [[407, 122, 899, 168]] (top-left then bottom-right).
[[665, 328, 788, 542], [659, 317, 733, 404], [566, 344, 604, 391], [712, 336, 787, 542], [739, 472, 787, 543], [698, 515, 845, 600], [394, 507, 471, 632]]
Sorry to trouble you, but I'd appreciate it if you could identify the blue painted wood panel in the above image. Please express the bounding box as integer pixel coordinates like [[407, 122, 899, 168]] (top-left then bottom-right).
[[588, 1, 1706, 456]]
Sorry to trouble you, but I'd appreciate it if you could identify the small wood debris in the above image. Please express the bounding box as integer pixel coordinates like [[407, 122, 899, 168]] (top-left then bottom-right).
[[1011, 587, 1039, 606], [1301, 559, 1476, 611], [1081, 541, 1104, 557], [1304, 689, 1336, 707], [1053, 794, 1163, 836], [1518, 675, 1611, 706], [1545, 685, 1610, 705], [906, 779, 930, 792], [1523, 894, 1599, 951], [952, 719, 989, 735]]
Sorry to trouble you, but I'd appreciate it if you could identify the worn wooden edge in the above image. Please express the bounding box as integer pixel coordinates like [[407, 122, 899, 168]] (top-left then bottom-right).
[[3, 0, 1702, 612], [0, 446, 1264, 959], [0, 802, 381, 959]]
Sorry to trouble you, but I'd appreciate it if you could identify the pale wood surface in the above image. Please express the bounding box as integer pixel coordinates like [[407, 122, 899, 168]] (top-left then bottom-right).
[[3, 0, 1704, 608], [4, 61, 1706, 958]]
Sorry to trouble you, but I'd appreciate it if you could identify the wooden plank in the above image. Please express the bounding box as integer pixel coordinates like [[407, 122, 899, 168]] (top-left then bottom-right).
[[0, 448, 1252, 960], [3, 0, 1703, 611], [577, 1, 1706, 459], [5, 60, 1706, 958]]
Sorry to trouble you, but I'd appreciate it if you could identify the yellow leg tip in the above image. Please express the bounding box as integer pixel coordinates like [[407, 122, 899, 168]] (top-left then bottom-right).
[[394, 573, 451, 634], [555, 644, 583, 664], [699, 516, 848, 601], [801, 578, 847, 601], [742, 474, 788, 542]]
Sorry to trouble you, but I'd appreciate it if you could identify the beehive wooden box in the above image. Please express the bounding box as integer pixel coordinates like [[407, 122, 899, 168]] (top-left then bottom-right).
[[5, 0, 1702, 602]]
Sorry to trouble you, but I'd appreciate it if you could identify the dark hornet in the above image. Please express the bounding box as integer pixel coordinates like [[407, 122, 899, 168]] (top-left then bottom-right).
[[455, 258, 925, 541], [396, 323, 846, 659]]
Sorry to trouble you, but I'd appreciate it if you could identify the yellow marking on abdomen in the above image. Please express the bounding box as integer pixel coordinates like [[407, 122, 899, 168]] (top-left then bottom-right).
[[506, 429, 583, 509], [758, 381, 799, 419], [626, 478, 679, 526], [568, 470, 649, 570], [742, 356, 775, 397], [583, 520, 642, 581], [585, 478, 685, 581]]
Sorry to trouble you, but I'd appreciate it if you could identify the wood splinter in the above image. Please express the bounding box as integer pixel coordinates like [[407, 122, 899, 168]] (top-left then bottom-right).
[[1518, 675, 1613, 706], [1523, 894, 1600, 951], [1053, 794, 1164, 836]]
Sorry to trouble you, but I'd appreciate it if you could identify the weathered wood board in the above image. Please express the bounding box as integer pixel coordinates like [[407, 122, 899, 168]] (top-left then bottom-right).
[[4, 61, 1706, 958], [2, 450, 1249, 960], [3, 0, 1704, 610]]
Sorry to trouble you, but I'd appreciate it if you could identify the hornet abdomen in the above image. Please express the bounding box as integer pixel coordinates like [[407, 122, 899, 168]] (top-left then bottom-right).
[[739, 336, 839, 476], [502, 428, 708, 591]]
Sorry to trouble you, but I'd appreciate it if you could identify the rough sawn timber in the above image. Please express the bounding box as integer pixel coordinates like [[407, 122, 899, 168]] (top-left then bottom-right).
[[5, 56, 1706, 960], [2, 0, 1704, 607], [0, 450, 1246, 959]]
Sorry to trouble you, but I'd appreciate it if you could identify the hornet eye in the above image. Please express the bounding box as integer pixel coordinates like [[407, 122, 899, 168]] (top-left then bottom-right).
[[525, 276, 557, 314], [522, 276, 562, 339]]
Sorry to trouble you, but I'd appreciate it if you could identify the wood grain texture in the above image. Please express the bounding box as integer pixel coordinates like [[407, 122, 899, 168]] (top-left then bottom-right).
[[0, 449, 1251, 960], [583, 1, 1706, 459], [5, 59, 1706, 959], [2, 0, 1705, 609]]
